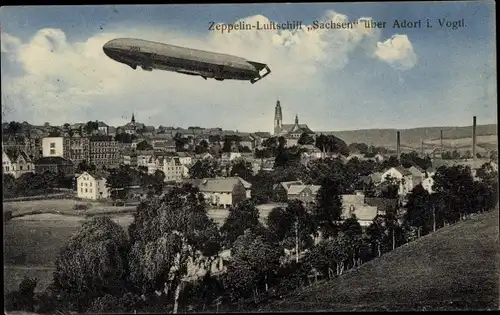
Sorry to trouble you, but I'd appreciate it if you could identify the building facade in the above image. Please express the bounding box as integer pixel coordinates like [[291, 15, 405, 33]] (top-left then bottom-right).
[[42, 137, 64, 157], [76, 171, 109, 200], [89, 136, 120, 168]]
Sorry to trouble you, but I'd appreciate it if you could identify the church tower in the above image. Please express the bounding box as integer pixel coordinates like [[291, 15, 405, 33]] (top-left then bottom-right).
[[131, 112, 136, 124], [274, 100, 283, 135]]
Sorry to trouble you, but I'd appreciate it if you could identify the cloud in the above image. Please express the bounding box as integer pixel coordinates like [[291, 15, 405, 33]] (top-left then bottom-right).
[[1, 10, 418, 131]]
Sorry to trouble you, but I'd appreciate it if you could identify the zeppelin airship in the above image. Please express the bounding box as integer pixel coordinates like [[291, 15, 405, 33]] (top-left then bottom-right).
[[102, 38, 272, 84]]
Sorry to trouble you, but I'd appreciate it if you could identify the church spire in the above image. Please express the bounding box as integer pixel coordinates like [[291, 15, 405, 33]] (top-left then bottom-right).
[[131, 112, 135, 123], [295, 114, 299, 125], [274, 99, 283, 135]]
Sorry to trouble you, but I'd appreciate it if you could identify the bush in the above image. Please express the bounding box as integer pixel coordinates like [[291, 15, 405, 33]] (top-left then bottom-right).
[[73, 203, 89, 211], [4, 210, 13, 221], [87, 293, 144, 313], [5, 277, 38, 312]]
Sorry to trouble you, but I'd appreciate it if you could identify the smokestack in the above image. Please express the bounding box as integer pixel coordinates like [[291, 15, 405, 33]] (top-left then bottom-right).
[[440, 130, 443, 157], [472, 116, 477, 160], [396, 131, 401, 161], [421, 140, 424, 157]]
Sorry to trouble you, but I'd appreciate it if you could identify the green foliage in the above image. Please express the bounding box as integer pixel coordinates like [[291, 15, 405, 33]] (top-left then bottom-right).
[[313, 178, 343, 239], [230, 159, 253, 181], [127, 185, 221, 302], [250, 171, 274, 204], [298, 133, 315, 145], [223, 230, 282, 302], [86, 292, 144, 313], [52, 216, 130, 312], [106, 166, 133, 200], [195, 139, 210, 154], [76, 160, 96, 173], [314, 134, 350, 156], [220, 200, 265, 248], [136, 140, 153, 151], [5, 277, 38, 312], [189, 159, 221, 179], [404, 184, 433, 235]]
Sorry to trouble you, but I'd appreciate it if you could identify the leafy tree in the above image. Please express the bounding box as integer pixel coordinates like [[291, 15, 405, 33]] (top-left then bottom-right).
[[86, 292, 144, 314], [315, 134, 349, 156], [250, 171, 274, 204], [208, 135, 221, 144], [298, 133, 315, 145], [188, 159, 221, 179], [266, 200, 316, 263], [173, 132, 189, 152], [52, 217, 130, 312], [313, 178, 343, 239], [3, 173, 17, 197], [106, 166, 133, 200], [5, 277, 38, 312], [220, 200, 265, 248], [136, 140, 153, 151], [404, 184, 432, 237], [366, 216, 386, 257], [230, 159, 253, 181], [84, 121, 99, 135], [195, 140, 210, 154], [127, 185, 221, 314], [222, 230, 282, 303], [77, 160, 96, 173], [182, 273, 224, 312], [141, 170, 165, 196], [340, 216, 364, 268]]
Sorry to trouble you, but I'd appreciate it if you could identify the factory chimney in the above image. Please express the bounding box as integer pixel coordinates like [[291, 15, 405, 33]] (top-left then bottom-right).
[[472, 116, 477, 160], [440, 130, 444, 157], [396, 131, 401, 161]]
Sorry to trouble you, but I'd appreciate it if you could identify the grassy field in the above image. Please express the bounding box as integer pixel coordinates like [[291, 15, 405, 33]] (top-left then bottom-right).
[[3, 213, 134, 294], [3, 199, 136, 218], [254, 210, 499, 312]]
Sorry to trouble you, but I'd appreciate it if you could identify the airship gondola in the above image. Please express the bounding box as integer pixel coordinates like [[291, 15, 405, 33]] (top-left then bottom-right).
[[102, 38, 271, 84]]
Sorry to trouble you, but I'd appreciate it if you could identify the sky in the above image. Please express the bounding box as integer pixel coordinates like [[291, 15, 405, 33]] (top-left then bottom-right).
[[0, 2, 496, 133]]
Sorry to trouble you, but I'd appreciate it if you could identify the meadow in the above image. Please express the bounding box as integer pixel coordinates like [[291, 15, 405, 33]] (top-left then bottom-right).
[[253, 210, 499, 312]]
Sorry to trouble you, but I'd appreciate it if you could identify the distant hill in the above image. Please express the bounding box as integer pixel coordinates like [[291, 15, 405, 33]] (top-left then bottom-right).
[[255, 210, 499, 312], [318, 124, 498, 150]]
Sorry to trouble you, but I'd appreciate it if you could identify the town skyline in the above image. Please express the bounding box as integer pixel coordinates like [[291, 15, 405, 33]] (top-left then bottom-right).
[[1, 3, 496, 131]]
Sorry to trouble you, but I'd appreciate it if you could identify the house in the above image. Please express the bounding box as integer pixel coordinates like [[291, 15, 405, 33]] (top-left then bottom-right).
[[197, 177, 248, 208], [122, 153, 138, 167], [365, 197, 399, 216], [273, 181, 304, 202], [221, 152, 241, 162], [176, 152, 193, 166], [2, 149, 35, 178], [97, 122, 109, 135], [341, 194, 379, 227], [260, 159, 274, 172], [380, 166, 414, 196], [34, 157, 75, 177], [235, 176, 252, 199], [152, 135, 176, 152], [42, 137, 64, 157], [76, 171, 109, 200], [301, 144, 322, 159], [162, 157, 184, 182], [287, 184, 321, 207]]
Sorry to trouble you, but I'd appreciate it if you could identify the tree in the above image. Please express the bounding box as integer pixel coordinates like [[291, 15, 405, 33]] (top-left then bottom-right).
[[298, 133, 315, 145], [230, 159, 253, 181], [5, 277, 39, 312], [106, 167, 133, 201], [404, 184, 432, 237], [250, 171, 274, 204], [188, 160, 221, 179], [141, 170, 165, 196], [366, 216, 386, 257], [220, 200, 265, 248], [313, 178, 343, 239], [136, 140, 153, 151], [195, 140, 210, 154], [77, 160, 96, 173], [266, 200, 316, 263], [222, 230, 282, 303], [340, 216, 364, 268], [127, 185, 221, 314], [84, 121, 99, 135], [174, 132, 188, 152], [52, 217, 130, 312]]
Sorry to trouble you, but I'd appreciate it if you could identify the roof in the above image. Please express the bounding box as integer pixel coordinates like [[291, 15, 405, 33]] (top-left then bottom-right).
[[342, 194, 365, 206], [97, 121, 109, 127], [276, 181, 304, 192], [252, 132, 272, 138], [351, 205, 379, 222], [365, 197, 398, 213], [236, 176, 252, 189], [198, 177, 244, 193], [78, 171, 109, 180], [281, 124, 314, 134], [392, 166, 413, 176], [408, 165, 425, 177], [287, 184, 320, 195], [302, 144, 321, 152], [35, 157, 74, 165], [4, 149, 31, 163]]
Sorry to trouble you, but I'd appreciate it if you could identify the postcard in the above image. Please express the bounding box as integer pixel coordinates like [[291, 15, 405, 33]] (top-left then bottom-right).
[[1, 2, 497, 313]]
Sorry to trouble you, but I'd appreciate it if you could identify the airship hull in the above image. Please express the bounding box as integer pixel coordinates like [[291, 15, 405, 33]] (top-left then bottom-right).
[[103, 38, 271, 83]]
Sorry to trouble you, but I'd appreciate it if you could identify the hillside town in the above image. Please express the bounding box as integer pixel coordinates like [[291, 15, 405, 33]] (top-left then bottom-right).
[[3, 100, 499, 314]]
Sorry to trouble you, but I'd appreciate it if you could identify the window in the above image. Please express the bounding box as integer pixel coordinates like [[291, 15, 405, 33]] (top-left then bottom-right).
[[50, 149, 56, 155], [50, 142, 55, 148], [85, 188, 88, 193], [20, 165, 23, 170], [5, 166, 9, 171], [81, 188, 83, 193], [90, 189, 92, 193]]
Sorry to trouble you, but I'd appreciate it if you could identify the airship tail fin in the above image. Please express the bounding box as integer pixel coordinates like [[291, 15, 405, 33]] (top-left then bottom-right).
[[250, 65, 271, 84], [247, 61, 268, 71]]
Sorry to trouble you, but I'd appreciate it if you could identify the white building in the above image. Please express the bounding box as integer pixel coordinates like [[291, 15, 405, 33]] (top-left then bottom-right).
[[176, 152, 193, 166], [163, 157, 184, 182], [2, 150, 35, 178], [76, 171, 109, 200], [380, 166, 414, 196], [42, 137, 64, 157]]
